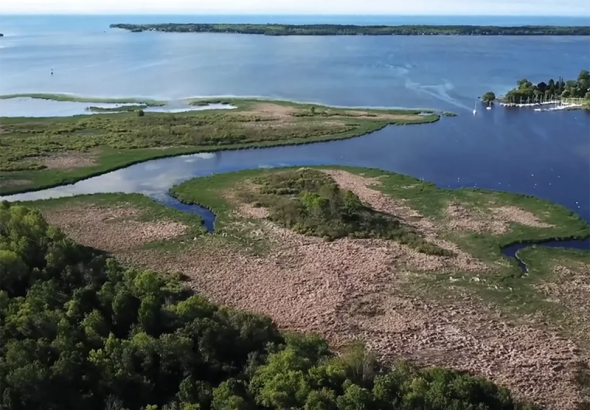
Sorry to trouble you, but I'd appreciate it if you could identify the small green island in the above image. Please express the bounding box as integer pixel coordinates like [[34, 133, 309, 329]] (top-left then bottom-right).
[[110, 23, 590, 36], [482, 69, 590, 109]]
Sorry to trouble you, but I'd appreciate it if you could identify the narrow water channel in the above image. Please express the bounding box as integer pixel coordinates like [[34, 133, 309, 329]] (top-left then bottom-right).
[[2, 109, 589, 273]]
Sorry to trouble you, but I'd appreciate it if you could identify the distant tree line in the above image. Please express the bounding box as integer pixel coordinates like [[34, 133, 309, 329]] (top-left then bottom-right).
[[482, 70, 590, 104], [109, 23, 590, 36], [1, 202, 540, 410]]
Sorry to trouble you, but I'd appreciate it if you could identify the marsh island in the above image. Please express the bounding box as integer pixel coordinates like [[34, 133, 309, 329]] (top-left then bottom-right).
[[0, 94, 441, 194], [110, 23, 590, 36], [17, 166, 590, 409]]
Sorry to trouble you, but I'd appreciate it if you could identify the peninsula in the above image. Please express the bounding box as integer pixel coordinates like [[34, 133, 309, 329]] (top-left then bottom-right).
[[482, 69, 590, 109], [110, 23, 590, 36]]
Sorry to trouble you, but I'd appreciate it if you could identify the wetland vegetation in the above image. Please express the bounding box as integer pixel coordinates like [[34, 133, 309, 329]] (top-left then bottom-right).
[[2, 203, 543, 410], [110, 23, 590, 36], [0, 97, 440, 195], [21, 166, 590, 409]]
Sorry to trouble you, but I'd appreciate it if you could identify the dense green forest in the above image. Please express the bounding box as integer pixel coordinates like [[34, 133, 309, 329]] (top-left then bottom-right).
[[0, 202, 540, 409], [499, 69, 590, 104], [110, 23, 590, 36]]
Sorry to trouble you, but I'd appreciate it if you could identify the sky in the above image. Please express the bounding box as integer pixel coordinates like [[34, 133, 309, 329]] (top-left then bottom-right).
[[1, 0, 590, 16]]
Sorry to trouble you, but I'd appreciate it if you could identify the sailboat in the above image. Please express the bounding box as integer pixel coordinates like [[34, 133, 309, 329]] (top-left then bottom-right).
[[473, 100, 477, 115]]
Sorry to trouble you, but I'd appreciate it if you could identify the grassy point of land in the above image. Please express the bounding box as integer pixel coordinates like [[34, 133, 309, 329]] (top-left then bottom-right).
[[24, 166, 590, 407], [0, 97, 444, 195]]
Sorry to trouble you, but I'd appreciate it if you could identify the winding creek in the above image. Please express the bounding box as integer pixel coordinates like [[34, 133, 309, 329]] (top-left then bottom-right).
[[2, 22, 589, 273], [2, 106, 589, 272]]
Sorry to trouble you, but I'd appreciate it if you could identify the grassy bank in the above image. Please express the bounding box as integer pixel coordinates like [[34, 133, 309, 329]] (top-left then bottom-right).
[[0, 98, 442, 195]]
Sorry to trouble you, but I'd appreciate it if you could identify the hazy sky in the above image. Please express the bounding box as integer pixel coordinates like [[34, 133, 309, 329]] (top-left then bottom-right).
[[1, 0, 590, 15]]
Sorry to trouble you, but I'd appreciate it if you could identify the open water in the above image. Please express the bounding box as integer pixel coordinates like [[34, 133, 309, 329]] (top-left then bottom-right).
[[1, 15, 589, 258]]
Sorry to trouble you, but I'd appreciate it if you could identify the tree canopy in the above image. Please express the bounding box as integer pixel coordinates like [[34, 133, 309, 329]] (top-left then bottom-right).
[[110, 23, 590, 36], [502, 70, 590, 104], [482, 91, 496, 102], [0, 202, 540, 410]]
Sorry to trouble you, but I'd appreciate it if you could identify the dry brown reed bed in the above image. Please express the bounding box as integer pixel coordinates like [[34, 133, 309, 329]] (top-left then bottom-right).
[[446, 202, 555, 234], [42, 204, 188, 251], [0, 179, 32, 187], [42, 171, 588, 409], [31, 151, 98, 170]]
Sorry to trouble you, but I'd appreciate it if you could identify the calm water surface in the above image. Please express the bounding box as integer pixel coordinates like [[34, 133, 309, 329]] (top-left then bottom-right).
[[0, 16, 589, 251]]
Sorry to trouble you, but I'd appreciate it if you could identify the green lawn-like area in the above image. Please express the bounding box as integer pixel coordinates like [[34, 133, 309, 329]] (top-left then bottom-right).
[[0, 95, 441, 195]]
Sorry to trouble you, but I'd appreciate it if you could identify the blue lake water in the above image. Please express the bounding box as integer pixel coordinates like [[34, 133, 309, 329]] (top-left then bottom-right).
[[0, 15, 589, 254]]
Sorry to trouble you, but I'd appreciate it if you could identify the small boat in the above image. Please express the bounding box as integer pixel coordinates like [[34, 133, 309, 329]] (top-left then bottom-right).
[[486, 106, 491, 110], [473, 100, 477, 115]]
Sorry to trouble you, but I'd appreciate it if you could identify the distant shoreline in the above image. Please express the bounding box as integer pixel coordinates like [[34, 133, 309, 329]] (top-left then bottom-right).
[[109, 23, 590, 36]]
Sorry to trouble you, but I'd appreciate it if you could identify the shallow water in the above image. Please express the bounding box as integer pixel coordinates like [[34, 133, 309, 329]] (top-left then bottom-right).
[[0, 15, 589, 259], [0, 97, 235, 117]]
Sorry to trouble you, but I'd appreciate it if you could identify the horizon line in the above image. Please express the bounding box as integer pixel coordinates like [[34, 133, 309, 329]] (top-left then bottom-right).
[[2, 12, 590, 17]]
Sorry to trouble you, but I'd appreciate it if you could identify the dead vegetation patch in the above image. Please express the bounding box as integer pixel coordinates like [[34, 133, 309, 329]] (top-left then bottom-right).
[[42, 204, 188, 251], [244, 103, 298, 118], [320, 170, 487, 271], [0, 178, 32, 188], [446, 202, 555, 234], [128, 219, 585, 410], [535, 264, 590, 338], [30, 151, 98, 170], [342, 110, 424, 121]]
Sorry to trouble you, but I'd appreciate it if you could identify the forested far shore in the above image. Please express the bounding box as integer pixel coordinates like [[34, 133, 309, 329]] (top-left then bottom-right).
[[109, 23, 590, 36]]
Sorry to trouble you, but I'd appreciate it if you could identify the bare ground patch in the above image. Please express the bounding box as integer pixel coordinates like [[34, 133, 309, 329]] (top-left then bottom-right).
[[340, 110, 424, 121], [42, 204, 188, 251], [321, 169, 487, 272], [446, 202, 554, 234], [535, 264, 590, 340], [30, 151, 98, 170], [0, 178, 32, 188], [243, 103, 298, 118]]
